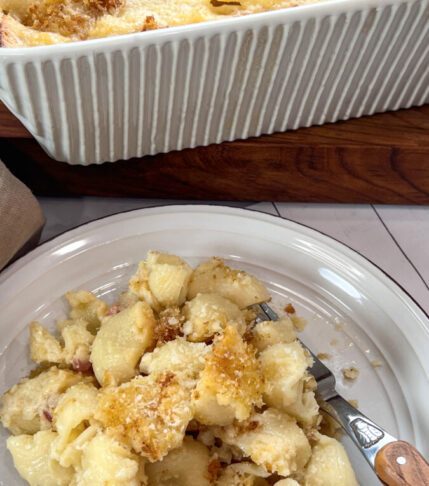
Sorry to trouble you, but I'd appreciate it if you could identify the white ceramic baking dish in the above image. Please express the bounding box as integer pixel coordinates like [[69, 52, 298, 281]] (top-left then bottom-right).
[[0, 0, 428, 165]]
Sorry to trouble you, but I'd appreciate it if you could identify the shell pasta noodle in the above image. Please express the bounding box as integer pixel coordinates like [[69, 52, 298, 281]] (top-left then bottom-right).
[[0, 251, 360, 486]]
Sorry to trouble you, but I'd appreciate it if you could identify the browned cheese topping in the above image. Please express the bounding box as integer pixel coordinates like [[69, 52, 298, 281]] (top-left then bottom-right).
[[195, 325, 264, 417], [95, 371, 193, 461], [22, 0, 123, 38]]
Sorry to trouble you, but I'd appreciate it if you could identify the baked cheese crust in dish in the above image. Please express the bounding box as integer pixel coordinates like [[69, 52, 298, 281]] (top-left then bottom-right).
[[0, 251, 360, 486], [0, 0, 326, 47]]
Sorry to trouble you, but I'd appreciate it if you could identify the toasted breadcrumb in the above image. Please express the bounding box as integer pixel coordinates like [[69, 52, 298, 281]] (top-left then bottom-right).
[[23, 0, 123, 39], [153, 306, 185, 347], [193, 326, 263, 424], [284, 304, 296, 314], [316, 353, 331, 360], [95, 371, 193, 461], [141, 15, 159, 31], [207, 458, 222, 482], [342, 366, 359, 381], [291, 316, 307, 331]]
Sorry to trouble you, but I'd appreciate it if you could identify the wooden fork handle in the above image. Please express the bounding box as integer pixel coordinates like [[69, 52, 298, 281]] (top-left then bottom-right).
[[375, 440, 429, 486]]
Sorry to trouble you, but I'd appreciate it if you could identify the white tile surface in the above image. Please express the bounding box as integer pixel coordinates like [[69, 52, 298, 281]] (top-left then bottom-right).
[[374, 205, 429, 287], [275, 203, 429, 315]]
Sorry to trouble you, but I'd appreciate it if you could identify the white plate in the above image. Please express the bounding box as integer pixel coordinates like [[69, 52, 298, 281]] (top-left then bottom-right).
[[0, 205, 428, 485]]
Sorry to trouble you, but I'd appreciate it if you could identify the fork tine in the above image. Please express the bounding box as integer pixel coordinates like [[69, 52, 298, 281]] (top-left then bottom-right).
[[256, 303, 405, 473], [259, 302, 279, 321]]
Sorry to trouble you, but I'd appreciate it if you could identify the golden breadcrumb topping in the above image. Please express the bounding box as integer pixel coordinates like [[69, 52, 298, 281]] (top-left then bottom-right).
[[152, 306, 185, 347], [95, 371, 193, 461], [193, 325, 263, 422], [22, 0, 123, 38]]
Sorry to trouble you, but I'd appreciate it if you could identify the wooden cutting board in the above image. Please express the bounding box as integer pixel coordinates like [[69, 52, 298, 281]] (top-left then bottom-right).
[[1, 102, 429, 203]]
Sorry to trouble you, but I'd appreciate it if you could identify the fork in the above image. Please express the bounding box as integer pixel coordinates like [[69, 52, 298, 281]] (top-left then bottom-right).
[[257, 303, 429, 486]]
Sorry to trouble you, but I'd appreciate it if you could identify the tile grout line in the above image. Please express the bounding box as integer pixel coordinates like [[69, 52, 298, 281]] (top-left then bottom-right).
[[372, 204, 429, 291], [272, 202, 282, 218]]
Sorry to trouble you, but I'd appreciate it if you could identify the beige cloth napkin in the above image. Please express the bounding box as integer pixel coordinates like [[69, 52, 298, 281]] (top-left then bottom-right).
[[0, 160, 45, 270]]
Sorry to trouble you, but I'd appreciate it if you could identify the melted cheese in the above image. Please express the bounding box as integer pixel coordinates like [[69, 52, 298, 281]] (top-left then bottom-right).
[[1, 0, 326, 46]]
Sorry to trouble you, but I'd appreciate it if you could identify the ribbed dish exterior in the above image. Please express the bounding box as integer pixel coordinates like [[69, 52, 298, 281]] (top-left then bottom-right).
[[0, 0, 428, 165]]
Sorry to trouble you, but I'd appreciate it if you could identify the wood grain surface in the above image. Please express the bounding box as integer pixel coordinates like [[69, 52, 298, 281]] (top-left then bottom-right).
[[1, 102, 428, 203], [375, 441, 429, 486], [0, 103, 31, 138]]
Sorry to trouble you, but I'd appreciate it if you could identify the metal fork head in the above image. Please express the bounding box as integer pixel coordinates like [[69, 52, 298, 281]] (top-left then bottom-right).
[[257, 303, 398, 471], [257, 303, 337, 401]]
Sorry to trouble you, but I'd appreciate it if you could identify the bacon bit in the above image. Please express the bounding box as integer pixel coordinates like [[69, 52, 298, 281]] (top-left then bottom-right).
[[43, 409, 53, 422], [105, 303, 121, 316], [72, 358, 92, 373], [248, 420, 259, 431], [207, 459, 222, 482], [284, 303, 295, 314]]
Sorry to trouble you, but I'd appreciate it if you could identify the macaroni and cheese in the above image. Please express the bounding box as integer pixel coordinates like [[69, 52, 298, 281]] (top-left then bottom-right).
[[0, 0, 327, 47], [0, 251, 360, 486]]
